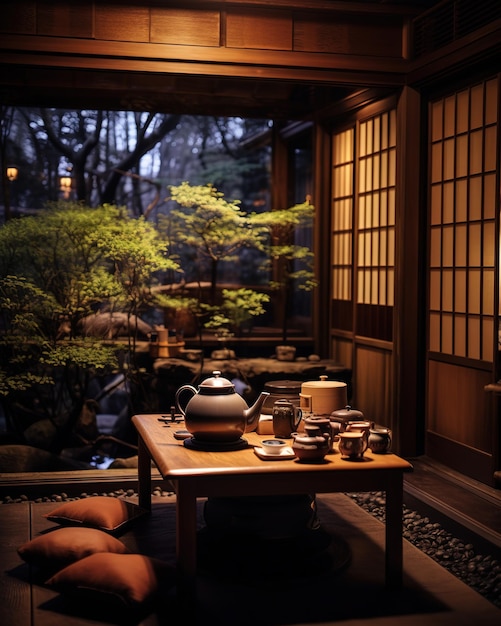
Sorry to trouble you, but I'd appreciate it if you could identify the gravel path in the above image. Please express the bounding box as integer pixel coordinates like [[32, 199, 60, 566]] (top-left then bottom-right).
[[347, 491, 501, 609], [3, 488, 500, 609]]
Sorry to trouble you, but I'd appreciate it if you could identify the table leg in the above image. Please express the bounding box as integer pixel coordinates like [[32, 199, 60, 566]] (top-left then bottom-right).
[[137, 436, 151, 511], [175, 483, 198, 605], [385, 473, 404, 589]]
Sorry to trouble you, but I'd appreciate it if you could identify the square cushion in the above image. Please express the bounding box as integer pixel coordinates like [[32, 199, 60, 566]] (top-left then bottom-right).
[[43, 496, 146, 532], [17, 526, 129, 568], [46, 553, 175, 609]]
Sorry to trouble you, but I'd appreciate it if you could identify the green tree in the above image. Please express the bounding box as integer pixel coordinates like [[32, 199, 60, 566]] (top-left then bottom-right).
[[0, 201, 178, 451], [203, 287, 271, 347], [165, 182, 267, 305]]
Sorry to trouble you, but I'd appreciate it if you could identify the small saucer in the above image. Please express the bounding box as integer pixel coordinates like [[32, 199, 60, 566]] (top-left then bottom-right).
[[254, 446, 296, 460]]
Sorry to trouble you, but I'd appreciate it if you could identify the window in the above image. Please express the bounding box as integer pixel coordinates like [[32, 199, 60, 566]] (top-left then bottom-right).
[[428, 79, 498, 362]]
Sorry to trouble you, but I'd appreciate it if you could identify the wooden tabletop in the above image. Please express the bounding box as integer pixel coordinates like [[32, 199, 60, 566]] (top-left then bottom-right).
[[132, 413, 413, 481]]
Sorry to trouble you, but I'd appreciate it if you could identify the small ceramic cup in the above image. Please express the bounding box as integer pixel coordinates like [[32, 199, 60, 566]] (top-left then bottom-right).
[[345, 420, 371, 436], [368, 427, 392, 454], [338, 430, 367, 460], [261, 439, 288, 455]]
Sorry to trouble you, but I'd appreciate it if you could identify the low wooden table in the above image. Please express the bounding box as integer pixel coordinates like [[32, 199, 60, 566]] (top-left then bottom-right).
[[132, 414, 413, 601]]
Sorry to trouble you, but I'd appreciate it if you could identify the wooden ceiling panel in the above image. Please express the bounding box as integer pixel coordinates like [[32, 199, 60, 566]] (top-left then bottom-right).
[[0, 64, 353, 118]]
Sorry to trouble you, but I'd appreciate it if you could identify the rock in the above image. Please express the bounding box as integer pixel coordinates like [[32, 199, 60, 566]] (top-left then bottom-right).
[[73, 399, 100, 442], [23, 420, 58, 450], [0, 444, 90, 472], [108, 455, 139, 469], [58, 312, 152, 339]]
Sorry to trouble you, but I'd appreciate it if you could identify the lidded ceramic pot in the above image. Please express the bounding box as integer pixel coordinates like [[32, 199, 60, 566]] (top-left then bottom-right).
[[175, 371, 269, 442], [291, 429, 329, 463], [261, 379, 302, 415], [329, 405, 365, 438], [299, 376, 347, 416], [368, 427, 392, 454]]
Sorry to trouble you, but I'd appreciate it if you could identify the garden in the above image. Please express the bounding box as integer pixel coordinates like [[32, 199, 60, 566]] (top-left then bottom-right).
[[0, 192, 314, 471]]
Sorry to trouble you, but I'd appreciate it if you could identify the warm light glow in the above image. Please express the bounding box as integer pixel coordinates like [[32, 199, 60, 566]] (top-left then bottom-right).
[[60, 176, 72, 190], [6, 166, 18, 181], [60, 175, 73, 199]]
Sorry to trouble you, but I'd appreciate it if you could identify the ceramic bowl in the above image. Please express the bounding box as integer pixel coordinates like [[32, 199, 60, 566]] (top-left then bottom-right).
[[261, 439, 288, 455]]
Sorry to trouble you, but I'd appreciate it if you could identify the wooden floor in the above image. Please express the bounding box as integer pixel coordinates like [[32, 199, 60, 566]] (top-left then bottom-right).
[[1, 491, 500, 626], [1, 455, 501, 625]]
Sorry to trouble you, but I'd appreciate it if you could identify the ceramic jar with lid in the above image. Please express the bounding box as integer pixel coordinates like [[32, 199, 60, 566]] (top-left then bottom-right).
[[329, 405, 365, 439], [368, 427, 392, 454], [261, 380, 302, 415], [304, 415, 333, 451], [299, 376, 347, 416], [291, 429, 329, 463]]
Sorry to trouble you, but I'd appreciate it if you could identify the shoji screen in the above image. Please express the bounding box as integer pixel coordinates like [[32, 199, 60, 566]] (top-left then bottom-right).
[[356, 110, 396, 341], [331, 127, 355, 330], [429, 79, 498, 362]]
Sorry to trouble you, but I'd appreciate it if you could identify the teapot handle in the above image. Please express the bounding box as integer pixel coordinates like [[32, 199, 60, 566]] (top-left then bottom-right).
[[175, 384, 197, 417], [294, 407, 303, 430], [299, 393, 312, 412]]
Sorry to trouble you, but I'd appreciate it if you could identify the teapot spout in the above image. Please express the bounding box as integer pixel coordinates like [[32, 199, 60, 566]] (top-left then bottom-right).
[[243, 391, 270, 432]]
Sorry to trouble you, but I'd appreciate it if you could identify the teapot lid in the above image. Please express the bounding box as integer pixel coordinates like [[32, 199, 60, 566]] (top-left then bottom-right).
[[330, 405, 364, 421], [198, 371, 235, 395]]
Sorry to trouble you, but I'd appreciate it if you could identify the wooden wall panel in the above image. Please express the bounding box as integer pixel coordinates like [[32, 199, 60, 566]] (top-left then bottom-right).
[[38, 2, 93, 38], [151, 9, 220, 47], [226, 10, 292, 51], [0, 0, 410, 93], [353, 344, 392, 434], [294, 16, 402, 57], [95, 5, 149, 42], [0, 1, 406, 59], [427, 360, 492, 451], [331, 336, 353, 371], [2, 2, 36, 34], [294, 19, 351, 55]]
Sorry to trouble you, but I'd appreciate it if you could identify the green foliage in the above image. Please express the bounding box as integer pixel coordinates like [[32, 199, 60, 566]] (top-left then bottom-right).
[[163, 182, 267, 302], [0, 201, 180, 443], [152, 294, 199, 313], [251, 201, 315, 231], [218, 288, 270, 329], [0, 275, 61, 341], [250, 201, 316, 287], [0, 201, 179, 333], [1, 202, 121, 327], [158, 185, 316, 343], [39, 341, 119, 371], [250, 200, 317, 341], [204, 288, 271, 337], [103, 213, 178, 315]]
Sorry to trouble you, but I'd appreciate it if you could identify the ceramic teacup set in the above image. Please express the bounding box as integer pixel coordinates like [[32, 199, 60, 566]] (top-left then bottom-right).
[[173, 371, 390, 461], [267, 380, 392, 462]]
